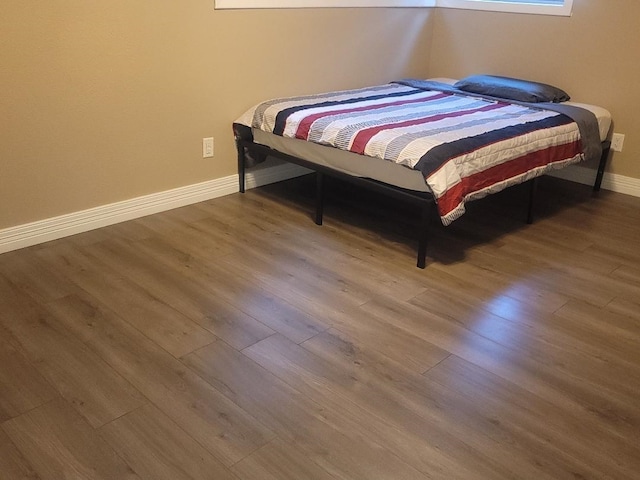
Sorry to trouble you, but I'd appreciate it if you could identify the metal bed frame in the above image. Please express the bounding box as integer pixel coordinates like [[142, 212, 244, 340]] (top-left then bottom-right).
[[234, 123, 611, 268]]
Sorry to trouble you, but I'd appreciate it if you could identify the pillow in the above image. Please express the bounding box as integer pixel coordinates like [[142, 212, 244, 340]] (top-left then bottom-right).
[[453, 75, 570, 103]]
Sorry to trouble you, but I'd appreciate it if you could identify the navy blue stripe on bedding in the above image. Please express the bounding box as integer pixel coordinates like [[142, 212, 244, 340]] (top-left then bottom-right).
[[273, 89, 421, 136], [415, 114, 575, 178]]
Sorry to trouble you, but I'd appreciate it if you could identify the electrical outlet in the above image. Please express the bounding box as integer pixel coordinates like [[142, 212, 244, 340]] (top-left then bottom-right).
[[203, 137, 214, 158], [611, 133, 625, 152]]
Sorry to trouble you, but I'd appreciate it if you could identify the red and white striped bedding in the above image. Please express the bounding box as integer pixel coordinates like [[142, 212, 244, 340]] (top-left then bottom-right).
[[238, 82, 584, 225]]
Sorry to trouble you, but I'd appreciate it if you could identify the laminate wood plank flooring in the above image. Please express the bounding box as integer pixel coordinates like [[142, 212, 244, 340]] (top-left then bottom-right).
[[183, 339, 429, 480], [0, 428, 42, 480], [99, 404, 238, 480], [2, 398, 141, 480], [1, 174, 639, 479], [44, 294, 275, 467], [36, 243, 216, 358], [0, 324, 57, 422], [230, 437, 340, 480]]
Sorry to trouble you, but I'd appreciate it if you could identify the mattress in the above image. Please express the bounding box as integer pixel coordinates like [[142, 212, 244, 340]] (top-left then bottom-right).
[[249, 78, 611, 196]]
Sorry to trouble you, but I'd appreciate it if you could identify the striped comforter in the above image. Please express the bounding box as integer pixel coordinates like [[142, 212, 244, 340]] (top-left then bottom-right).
[[238, 82, 584, 225]]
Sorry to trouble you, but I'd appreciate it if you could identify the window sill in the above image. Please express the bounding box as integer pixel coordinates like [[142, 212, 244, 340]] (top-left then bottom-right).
[[214, 0, 572, 16], [214, 0, 434, 8], [436, 0, 572, 16]]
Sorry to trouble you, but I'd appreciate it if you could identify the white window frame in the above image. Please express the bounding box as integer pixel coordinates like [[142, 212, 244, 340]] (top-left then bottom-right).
[[214, 0, 572, 16]]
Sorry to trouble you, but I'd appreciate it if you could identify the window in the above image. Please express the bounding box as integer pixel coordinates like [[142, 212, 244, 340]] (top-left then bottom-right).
[[214, 0, 572, 15], [435, 0, 573, 16]]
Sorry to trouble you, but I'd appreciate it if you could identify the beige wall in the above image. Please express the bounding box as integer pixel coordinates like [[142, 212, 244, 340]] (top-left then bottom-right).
[[0, 2, 434, 229], [428, 0, 640, 179]]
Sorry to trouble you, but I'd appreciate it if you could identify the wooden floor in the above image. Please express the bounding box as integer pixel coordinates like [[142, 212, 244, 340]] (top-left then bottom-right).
[[1, 174, 639, 480]]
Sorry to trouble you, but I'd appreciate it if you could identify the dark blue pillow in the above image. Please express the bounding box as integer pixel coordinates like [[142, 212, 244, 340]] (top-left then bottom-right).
[[454, 75, 570, 103]]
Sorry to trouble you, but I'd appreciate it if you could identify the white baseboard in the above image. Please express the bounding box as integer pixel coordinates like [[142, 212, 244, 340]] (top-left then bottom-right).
[[1, 161, 636, 255], [245, 161, 312, 190], [0, 162, 311, 255], [547, 165, 640, 197]]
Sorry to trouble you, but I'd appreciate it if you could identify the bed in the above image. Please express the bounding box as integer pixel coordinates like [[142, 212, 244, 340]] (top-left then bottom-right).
[[233, 76, 612, 268]]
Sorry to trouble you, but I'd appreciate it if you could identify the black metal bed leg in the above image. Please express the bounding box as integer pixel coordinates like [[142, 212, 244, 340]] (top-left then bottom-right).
[[315, 172, 324, 226], [594, 142, 611, 193], [527, 177, 538, 224], [237, 145, 246, 194], [233, 123, 253, 194], [417, 201, 432, 269]]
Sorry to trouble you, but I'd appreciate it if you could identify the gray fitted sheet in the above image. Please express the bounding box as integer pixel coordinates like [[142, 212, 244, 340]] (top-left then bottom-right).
[[253, 129, 431, 193]]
